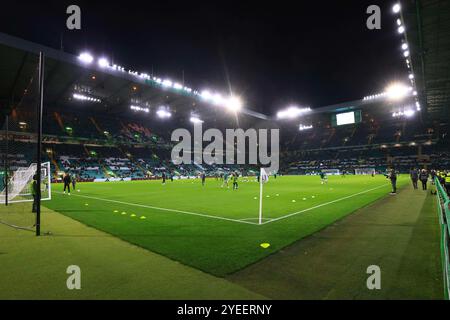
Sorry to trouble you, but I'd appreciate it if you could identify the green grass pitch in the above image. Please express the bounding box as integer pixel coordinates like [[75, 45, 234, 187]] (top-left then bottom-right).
[[44, 175, 409, 276]]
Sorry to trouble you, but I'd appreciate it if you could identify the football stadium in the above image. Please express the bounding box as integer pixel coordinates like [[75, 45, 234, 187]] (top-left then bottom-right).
[[1, 1, 450, 304]]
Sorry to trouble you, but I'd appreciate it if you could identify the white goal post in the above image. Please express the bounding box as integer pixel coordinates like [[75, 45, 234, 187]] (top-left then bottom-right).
[[0, 162, 51, 204], [355, 168, 376, 175]]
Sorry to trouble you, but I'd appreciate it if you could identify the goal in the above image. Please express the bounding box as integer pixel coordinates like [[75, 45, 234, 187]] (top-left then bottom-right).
[[0, 162, 51, 204], [355, 168, 376, 175], [321, 169, 340, 176]]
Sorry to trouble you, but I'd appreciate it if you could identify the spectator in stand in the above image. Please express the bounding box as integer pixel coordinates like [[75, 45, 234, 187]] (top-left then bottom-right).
[[445, 171, 450, 195], [410, 168, 418, 190], [419, 169, 429, 191]]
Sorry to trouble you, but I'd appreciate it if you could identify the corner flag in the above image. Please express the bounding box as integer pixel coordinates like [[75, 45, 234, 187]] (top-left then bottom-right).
[[259, 168, 269, 224]]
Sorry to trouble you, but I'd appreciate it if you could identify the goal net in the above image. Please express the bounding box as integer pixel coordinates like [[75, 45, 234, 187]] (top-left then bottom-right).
[[0, 57, 49, 231], [0, 162, 51, 204], [355, 168, 376, 175], [321, 169, 340, 175]]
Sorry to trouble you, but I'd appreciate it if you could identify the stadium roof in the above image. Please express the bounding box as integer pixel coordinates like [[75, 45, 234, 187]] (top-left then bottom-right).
[[404, 0, 450, 121], [0, 32, 268, 124]]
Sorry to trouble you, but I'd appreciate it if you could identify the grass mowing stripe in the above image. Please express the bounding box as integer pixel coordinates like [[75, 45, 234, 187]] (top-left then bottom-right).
[[55, 183, 388, 227], [46, 176, 406, 275], [262, 183, 388, 224], [54, 191, 258, 225]]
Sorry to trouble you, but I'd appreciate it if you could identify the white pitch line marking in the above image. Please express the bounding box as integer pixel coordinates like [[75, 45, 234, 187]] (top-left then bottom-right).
[[54, 191, 258, 225], [260, 184, 388, 225]]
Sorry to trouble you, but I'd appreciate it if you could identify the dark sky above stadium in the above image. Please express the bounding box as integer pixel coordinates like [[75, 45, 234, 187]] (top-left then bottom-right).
[[1, 0, 406, 115]]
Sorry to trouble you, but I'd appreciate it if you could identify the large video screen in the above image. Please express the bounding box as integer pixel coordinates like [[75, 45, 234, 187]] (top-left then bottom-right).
[[336, 111, 356, 125], [332, 110, 361, 126]]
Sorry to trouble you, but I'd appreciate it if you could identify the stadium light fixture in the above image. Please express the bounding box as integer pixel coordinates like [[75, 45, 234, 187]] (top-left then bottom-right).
[[156, 108, 172, 119], [415, 101, 421, 109], [396, 18, 402, 26], [299, 124, 313, 131], [73, 93, 101, 103], [190, 116, 204, 124], [277, 106, 311, 119], [98, 57, 109, 68], [162, 79, 173, 88], [200, 90, 213, 101], [212, 93, 225, 106], [225, 96, 243, 112], [393, 3, 401, 13], [401, 43, 408, 50], [404, 109, 415, 117], [392, 108, 415, 118], [398, 26, 405, 34], [173, 82, 183, 90], [408, 74, 414, 80], [78, 52, 94, 64], [130, 105, 150, 113], [403, 50, 410, 57], [385, 83, 411, 101]]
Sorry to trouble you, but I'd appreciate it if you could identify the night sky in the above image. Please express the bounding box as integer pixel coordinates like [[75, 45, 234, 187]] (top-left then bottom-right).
[[0, 0, 407, 115]]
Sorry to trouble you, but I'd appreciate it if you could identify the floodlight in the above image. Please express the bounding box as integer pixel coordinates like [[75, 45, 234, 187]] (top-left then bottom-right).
[[393, 3, 401, 13], [212, 93, 224, 105], [404, 109, 415, 117], [398, 26, 405, 34], [157, 108, 171, 119], [277, 106, 311, 119], [385, 83, 411, 101], [396, 19, 402, 26], [79, 52, 94, 64], [225, 96, 243, 112], [408, 74, 414, 80], [98, 58, 109, 68], [173, 83, 183, 90], [162, 79, 173, 87], [403, 50, 410, 57], [190, 116, 204, 124], [200, 90, 212, 100], [401, 43, 408, 50], [299, 124, 313, 131]]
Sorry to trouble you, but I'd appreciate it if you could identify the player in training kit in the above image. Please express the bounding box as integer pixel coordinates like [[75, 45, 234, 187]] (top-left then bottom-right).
[[232, 172, 239, 190], [201, 172, 206, 186], [63, 173, 71, 195], [162, 172, 166, 184], [222, 172, 229, 188], [72, 174, 78, 192], [320, 171, 327, 184]]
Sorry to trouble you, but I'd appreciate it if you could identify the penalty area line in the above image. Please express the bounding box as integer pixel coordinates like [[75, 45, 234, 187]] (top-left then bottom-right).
[[53, 191, 258, 225], [261, 184, 388, 225]]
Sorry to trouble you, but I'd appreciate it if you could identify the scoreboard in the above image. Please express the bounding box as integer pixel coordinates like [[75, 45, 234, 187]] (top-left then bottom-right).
[[331, 110, 362, 126]]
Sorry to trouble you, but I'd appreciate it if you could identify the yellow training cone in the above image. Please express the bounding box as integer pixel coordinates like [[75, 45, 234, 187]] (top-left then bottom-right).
[[260, 243, 270, 249]]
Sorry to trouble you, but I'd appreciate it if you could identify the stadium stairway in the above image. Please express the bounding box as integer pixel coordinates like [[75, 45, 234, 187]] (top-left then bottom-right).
[[228, 186, 444, 300]]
